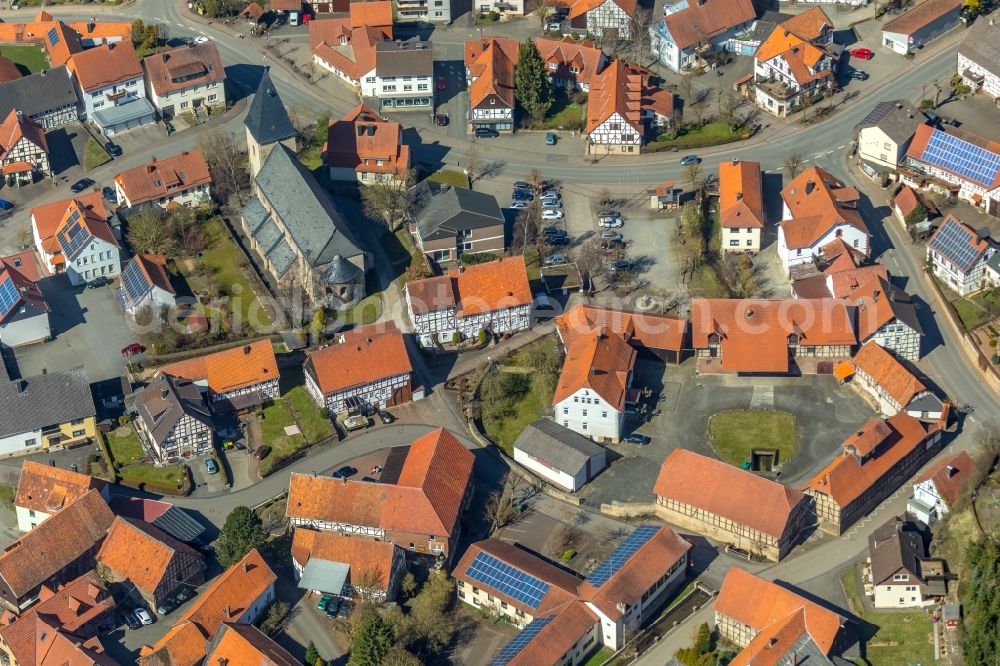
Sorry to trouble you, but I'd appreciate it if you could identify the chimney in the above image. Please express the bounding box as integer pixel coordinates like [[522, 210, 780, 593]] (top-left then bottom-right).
[[217, 659, 229, 666], [223, 605, 232, 620], [873, 289, 880, 302], [243, 345, 251, 355], [736, 192, 743, 200], [744, 307, 754, 319], [17, 380, 27, 397], [805, 180, 815, 195], [947, 465, 958, 476], [896, 102, 903, 109]]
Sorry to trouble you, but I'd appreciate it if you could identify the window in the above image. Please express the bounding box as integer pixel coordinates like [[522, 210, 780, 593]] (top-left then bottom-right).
[[892, 573, 909, 582], [28, 510, 34, 518], [549, 63, 557, 70], [418, 84, 428, 90], [24, 438, 36, 447], [602, 411, 607, 418], [366, 76, 376, 83], [582, 423, 587, 430], [72, 429, 85, 437], [181, 101, 189, 109], [563, 407, 568, 415], [582, 410, 587, 417], [208, 94, 217, 101], [730, 239, 739, 246], [574, 396, 579, 402]]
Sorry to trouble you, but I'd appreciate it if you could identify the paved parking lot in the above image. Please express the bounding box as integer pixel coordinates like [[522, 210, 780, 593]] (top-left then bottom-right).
[[576, 358, 876, 507]]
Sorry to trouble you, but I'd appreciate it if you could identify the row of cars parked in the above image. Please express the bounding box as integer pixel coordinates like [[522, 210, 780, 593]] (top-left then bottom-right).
[[509, 181, 564, 221], [317, 594, 352, 619]]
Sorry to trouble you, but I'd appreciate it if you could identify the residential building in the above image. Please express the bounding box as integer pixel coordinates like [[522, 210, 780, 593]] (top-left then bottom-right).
[[203, 623, 300, 666], [719, 159, 765, 253], [868, 516, 947, 608], [849, 276, 923, 361], [405, 256, 533, 340], [31, 192, 106, 275], [412, 185, 506, 261], [66, 40, 155, 135], [304, 322, 415, 413], [118, 253, 176, 316], [286, 428, 475, 562], [13, 460, 108, 532], [270, 0, 305, 25], [143, 42, 226, 120], [325, 104, 411, 186], [465, 38, 519, 134], [0, 251, 49, 348], [0, 65, 79, 130], [0, 490, 114, 614], [291, 528, 407, 602], [855, 100, 927, 181], [97, 516, 205, 612], [513, 419, 607, 492], [114, 149, 212, 209], [394, 0, 451, 22], [882, 0, 963, 55], [753, 7, 835, 117], [926, 214, 995, 295], [568, 0, 636, 41], [909, 450, 975, 524], [139, 549, 277, 666], [0, 571, 116, 666], [778, 166, 870, 273], [556, 303, 688, 364], [0, 109, 48, 186], [536, 37, 608, 92], [0, 366, 96, 457], [363, 40, 434, 111], [894, 185, 934, 228], [133, 371, 214, 463], [957, 11, 1000, 99], [715, 568, 848, 663], [804, 412, 946, 534], [242, 70, 368, 308], [654, 449, 811, 561], [48, 197, 120, 287], [0, 13, 132, 67], [790, 238, 886, 300], [845, 342, 942, 421], [690, 298, 856, 374], [903, 125, 1000, 215], [649, 0, 757, 73], [586, 59, 643, 155], [160, 339, 279, 412], [309, 2, 393, 88]]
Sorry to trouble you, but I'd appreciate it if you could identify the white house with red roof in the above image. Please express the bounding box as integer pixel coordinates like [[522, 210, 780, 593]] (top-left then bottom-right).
[[119, 253, 176, 315], [67, 40, 155, 135], [926, 214, 995, 296], [114, 149, 212, 209], [649, 0, 757, 73], [568, 0, 635, 41], [536, 37, 608, 92], [0, 109, 49, 185], [30, 194, 120, 287], [903, 125, 1000, 215], [910, 450, 975, 524], [0, 251, 49, 348], [753, 7, 836, 118], [324, 104, 411, 187], [309, 2, 393, 89]]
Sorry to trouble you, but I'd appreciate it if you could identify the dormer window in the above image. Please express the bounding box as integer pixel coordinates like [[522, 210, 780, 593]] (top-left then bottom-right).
[[340, 35, 348, 45]]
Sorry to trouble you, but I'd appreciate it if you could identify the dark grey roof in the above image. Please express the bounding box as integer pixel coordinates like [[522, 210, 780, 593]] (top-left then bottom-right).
[[750, 11, 794, 41], [959, 12, 1000, 78], [415, 187, 505, 242], [0, 65, 79, 122], [245, 68, 297, 145], [987, 249, 1000, 276], [868, 516, 927, 585], [375, 40, 435, 77], [0, 366, 96, 437], [325, 254, 361, 284], [854, 100, 926, 145], [254, 144, 365, 268], [513, 419, 606, 473], [908, 392, 943, 414], [152, 505, 207, 543], [874, 279, 923, 335], [135, 372, 213, 446]]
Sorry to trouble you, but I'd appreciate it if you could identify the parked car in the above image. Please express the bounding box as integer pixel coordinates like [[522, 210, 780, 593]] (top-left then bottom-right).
[[343, 415, 370, 431], [436, 75, 447, 91], [125, 615, 142, 630], [544, 235, 569, 247], [623, 434, 651, 445], [435, 113, 449, 126], [0, 199, 13, 211], [204, 458, 218, 475], [600, 230, 623, 241], [194, 35, 210, 44], [86, 276, 112, 289], [609, 260, 633, 272], [599, 217, 623, 228], [850, 47, 874, 60], [541, 200, 562, 209], [546, 21, 562, 31], [509, 200, 530, 209], [378, 410, 394, 424], [332, 466, 358, 479], [70, 178, 94, 193], [326, 598, 340, 617], [513, 181, 532, 190], [512, 189, 533, 201], [157, 599, 177, 615], [102, 186, 117, 202], [543, 253, 567, 266], [175, 589, 191, 603], [540, 194, 561, 204], [599, 210, 621, 219], [679, 155, 701, 166], [474, 127, 499, 138], [104, 142, 122, 157], [370, 464, 384, 474], [317, 595, 334, 612], [541, 209, 564, 220], [120, 343, 144, 357], [545, 132, 557, 145], [134, 608, 154, 625], [337, 600, 351, 618], [849, 70, 869, 80], [253, 445, 272, 460], [542, 226, 566, 236]]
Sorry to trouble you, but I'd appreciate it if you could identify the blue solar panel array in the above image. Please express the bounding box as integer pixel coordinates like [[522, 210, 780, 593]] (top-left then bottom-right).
[[488, 616, 555, 666], [120, 257, 152, 305], [47, 27, 59, 47], [930, 218, 982, 272], [58, 212, 92, 261], [0, 274, 18, 319], [465, 552, 551, 609], [587, 525, 660, 588], [922, 130, 1000, 187]]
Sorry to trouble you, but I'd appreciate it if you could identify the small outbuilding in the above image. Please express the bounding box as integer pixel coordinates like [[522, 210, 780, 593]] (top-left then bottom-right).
[[513, 419, 607, 492], [882, 0, 964, 55]]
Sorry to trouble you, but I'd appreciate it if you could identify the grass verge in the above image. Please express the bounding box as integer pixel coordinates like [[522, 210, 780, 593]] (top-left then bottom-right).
[[84, 138, 112, 171], [582, 647, 613, 666], [648, 122, 750, 151], [119, 463, 185, 490], [106, 427, 145, 465], [285, 386, 333, 442], [0, 485, 14, 511], [258, 399, 307, 476], [0, 44, 48, 74], [426, 168, 470, 189], [709, 409, 797, 468]]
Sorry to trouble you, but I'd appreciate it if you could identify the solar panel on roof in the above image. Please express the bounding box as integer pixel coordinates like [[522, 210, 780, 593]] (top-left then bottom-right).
[[489, 616, 555, 666], [0, 274, 19, 319], [930, 218, 982, 272], [586, 524, 659, 588], [921, 130, 1000, 187], [465, 552, 551, 609], [120, 258, 152, 305], [57, 213, 92, 261], [47, 27, 59, 47], [152, 506, 206, 543]]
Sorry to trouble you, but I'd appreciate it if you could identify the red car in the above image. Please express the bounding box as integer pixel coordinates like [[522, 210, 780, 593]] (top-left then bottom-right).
[[121, 343, 144, 357], [436, 76, 447, 91], [850, 48, 874, 60]]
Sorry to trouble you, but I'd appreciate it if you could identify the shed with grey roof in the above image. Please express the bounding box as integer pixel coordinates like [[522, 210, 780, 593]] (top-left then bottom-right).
[[0, 65, 79, 129], [0, 366, 95, 455], [513, 419, 607, 492]]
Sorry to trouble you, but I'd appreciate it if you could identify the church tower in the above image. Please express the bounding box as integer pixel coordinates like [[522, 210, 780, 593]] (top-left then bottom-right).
[[244, 68, 298, 178]]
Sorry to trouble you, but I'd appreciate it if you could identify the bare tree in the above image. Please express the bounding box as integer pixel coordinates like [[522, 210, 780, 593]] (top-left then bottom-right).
[[719, 91, 741, 130], [360, 172, 416, 231], [575, 237, 605, 290], [683, 163, 705, 193], [352, 566, 388, 603], [719, 253, 761, 298], [198, 130, 250, 205], [510, 205, 539, 254], [465, 143, 480, 183], [629, 8, 654, 63], [783, 153, 804, 180], [483, 473, 537, 534]]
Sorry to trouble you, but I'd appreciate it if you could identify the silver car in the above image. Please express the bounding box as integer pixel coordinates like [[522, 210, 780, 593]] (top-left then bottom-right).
[[543, 253, 567, 266]]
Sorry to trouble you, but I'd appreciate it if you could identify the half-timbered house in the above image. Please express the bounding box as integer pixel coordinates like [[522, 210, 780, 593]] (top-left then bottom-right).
[[160, 339, 279, 412], [0, 109, 48, 186], [464, 37, 519, 134], [134, 372, 214, 462], [586, 60, 643, 155], [568, 0, 635, 40]]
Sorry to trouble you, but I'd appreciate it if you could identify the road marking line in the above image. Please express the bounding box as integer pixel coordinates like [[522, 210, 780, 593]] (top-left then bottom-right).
[[824, 150, 833, 155], [837, 145, 845, 149], [813, 154, 823, 159]]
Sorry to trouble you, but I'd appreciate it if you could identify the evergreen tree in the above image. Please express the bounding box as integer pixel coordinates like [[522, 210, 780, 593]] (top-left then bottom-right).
[[349, 611, 394, 666], [304, 642, 320, 666], [215, 506, 267, 567], [515, 39, 553, 121]]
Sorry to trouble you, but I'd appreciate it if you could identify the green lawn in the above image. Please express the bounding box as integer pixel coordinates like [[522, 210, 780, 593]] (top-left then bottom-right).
[[650, 121, 749, 151], [0, 45, 48, 75], [341, 291, 382, 326], [285, 386, 333, 442], [483, 371, 555, 454], [543, 103, 585, 131], [84, 138, 112, 171], [426, 169, 470, 189], [709, 409, 797, 468], [841, 567, 936, 666], [523, 247, 542, 282], [0, 485, 14, 511], [118, 463, 185, 491], [582, 647, 613, 666], [106, 428, 145, 465], [258, 398, 307, 476]]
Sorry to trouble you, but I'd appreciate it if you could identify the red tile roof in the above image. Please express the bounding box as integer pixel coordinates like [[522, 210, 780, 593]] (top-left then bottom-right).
[[690, 298, 856, 374], [852, 342, 926, 407], [0, 18, 130, 67], [0, 109, 47, 157], [535, 37, 607, 88], [466, 38, 519, 110], [143, 42, 226, 97], [324, 103, 409, 176], [67, 40, 142, 90], [31, 192, 107, 254], [780, 167, 868, 250], [291, 528, 399, 593], [654, 449, 807, 540], [0, 56, 21, 84], [719, 159, 764, 230], [310, 15, 391, 81], [659, 0, 757, 49], [569, 0, 637, 20], [405, 275, 456, 314], [204, 623, 300, 666], [160, 339, 277, 395], [306, 322, 412, 395], [350, 1, 393, 28], [114, 149, 212, 206], [586, 59, 642, 134], [140, 620, 208, 666], [915, 450, 975, 508], [14, 460, 106, 516], [55, 197, 118, 254], [450, 256, 532, 317], [504, 602, 599, 666], [553, 329, 636, 409], [883, 0, 962, 35], [756, 6, 832, 61], [0, 250, 42, 282], [826, 265, 888, 300], [131, 254, 175, 296], [97, 517, 202, 598], [555, 303, 686, 353], [287, 428, 474, 537]]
